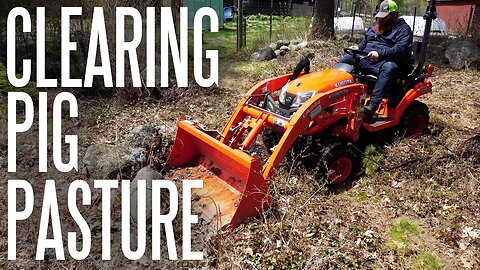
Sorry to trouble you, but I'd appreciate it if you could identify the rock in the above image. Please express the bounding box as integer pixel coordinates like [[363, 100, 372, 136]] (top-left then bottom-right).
[[130, 166, 163, 223], [445, 40, 480, 69], [83, 144, 148, 179], [83, 144, 119, 179], [269, 42, 278, 50], [255, 47, 276, 61], [297, 41, 308, 50], [279, 50, 287, 56], [156, 124, 168, 133], [307, 40, 327, 48], [291, 38, 305, 45], [280, 45, 290, 52], [83, 125, 168, 179], [274, 49, 281, 57], [251, 52, 260, 61], [125, 125, 159, 149], [128, 147, 149, 166], [277, 40, 290, 47], [289, 44, 298, 51], [441, 39, 454, 50]]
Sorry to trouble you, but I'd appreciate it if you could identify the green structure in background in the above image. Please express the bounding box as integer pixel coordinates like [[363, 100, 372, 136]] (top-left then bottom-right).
[[184, 0, 224, 29]]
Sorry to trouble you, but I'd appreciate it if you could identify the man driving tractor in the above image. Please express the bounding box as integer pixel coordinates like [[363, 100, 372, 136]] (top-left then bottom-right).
[[339, 0, 413, 121]]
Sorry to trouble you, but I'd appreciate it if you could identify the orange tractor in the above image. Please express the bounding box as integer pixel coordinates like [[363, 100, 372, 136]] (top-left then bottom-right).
[[167, 1, 437, 230]]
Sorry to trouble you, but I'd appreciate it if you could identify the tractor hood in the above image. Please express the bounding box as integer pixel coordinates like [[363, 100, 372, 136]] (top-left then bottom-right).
[[286, 69, 354, 95]]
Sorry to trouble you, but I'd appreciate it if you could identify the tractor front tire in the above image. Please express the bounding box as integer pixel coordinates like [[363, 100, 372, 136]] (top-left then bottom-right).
[[320, 143, 357, 184], [398, 101, 430, 139], [262, 127, 279, 154]]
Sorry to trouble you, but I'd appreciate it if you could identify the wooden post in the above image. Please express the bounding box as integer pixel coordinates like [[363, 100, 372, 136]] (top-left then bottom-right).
[[243, 16, 247, 47], [270, 12, 273, 42]]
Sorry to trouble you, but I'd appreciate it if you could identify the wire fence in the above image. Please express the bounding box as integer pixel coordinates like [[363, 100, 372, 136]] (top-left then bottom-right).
[[238, 0, 477, 41]]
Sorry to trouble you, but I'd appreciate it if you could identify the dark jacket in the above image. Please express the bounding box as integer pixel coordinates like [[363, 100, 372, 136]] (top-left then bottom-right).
[[358, 18, 413, 63]]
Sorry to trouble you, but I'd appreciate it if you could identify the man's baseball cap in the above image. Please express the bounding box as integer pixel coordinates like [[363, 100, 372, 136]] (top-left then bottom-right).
[[375, 0, 398, 18]]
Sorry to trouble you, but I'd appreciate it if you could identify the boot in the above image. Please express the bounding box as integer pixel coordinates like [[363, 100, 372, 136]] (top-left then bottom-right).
[[363, 103, 377, 123]]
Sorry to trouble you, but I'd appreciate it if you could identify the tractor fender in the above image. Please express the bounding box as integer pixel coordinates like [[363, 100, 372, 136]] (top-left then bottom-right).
[[392, 81, 432, 122]]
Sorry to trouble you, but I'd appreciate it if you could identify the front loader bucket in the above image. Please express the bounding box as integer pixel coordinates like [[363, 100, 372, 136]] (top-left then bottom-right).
[[167, 120, 271, 230]]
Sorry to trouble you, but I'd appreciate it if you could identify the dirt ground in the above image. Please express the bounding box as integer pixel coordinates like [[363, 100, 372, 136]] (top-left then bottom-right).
[[0, 40, 479, 269]]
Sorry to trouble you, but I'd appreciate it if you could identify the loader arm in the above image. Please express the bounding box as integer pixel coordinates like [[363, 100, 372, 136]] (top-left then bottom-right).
[[167, 77, 366, 230], [220, 73, 292, 143]]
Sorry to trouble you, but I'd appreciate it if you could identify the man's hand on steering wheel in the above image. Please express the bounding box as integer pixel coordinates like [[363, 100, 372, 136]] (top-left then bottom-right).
[[343, 47, 368, 57], [343, 47, 369, 67], [367, 51, 379, 61], [344, 47, 380, 62]]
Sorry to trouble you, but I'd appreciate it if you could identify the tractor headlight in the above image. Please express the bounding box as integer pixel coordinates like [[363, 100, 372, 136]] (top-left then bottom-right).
[[279, 84, 288, 104], [292, 91, 316, 107]]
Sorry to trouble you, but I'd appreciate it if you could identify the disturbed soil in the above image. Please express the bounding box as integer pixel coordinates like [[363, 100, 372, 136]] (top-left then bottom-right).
[[0, 40, 479, 269]]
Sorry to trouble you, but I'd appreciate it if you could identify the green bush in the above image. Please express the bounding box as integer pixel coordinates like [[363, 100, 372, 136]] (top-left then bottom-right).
[[362, 145, 382, 176], [0, 63, 37, 97]]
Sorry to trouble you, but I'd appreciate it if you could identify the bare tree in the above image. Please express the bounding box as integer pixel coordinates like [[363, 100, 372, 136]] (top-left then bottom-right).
[[171, 0, 181, 27], [311, 0, 335, 39]]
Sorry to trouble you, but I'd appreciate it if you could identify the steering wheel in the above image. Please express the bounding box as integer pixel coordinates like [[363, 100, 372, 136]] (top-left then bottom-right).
[[343, 47, 369, 67], [343, 47, 368, 57]]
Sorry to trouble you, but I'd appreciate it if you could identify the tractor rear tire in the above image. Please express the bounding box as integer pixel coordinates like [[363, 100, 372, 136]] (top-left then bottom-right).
[[398, 101, 430, 139], [320, 143, 358, 184]]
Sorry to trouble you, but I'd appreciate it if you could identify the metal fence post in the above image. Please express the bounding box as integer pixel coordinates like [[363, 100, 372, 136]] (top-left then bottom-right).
[[413, 7, 417, 36], [351, 3, 357, 39], [466, 5, 474, 34]]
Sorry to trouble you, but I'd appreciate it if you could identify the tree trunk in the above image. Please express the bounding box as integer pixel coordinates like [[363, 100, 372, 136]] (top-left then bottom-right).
[[237, 0, 244, 49], [311, 0, 335, 39], [171, 0, 181, 27]]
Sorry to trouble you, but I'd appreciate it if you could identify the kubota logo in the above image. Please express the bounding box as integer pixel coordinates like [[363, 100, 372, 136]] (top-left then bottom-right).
[[328, 89, 349, 100], [334, 79, 353, 88]]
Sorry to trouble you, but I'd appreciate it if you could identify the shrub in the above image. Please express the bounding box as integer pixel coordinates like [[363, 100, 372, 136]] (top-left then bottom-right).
[[0, 63, 37, 97], [362, 145, 382, 176]]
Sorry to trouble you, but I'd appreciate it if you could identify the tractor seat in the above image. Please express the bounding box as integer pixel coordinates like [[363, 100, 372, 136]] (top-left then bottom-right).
[[361, 58, 416, 105], [399, 58, 415, 76]]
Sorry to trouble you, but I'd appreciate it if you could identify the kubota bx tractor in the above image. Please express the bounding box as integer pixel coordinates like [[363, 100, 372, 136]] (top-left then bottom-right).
[[166, 1, 438, 230]]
